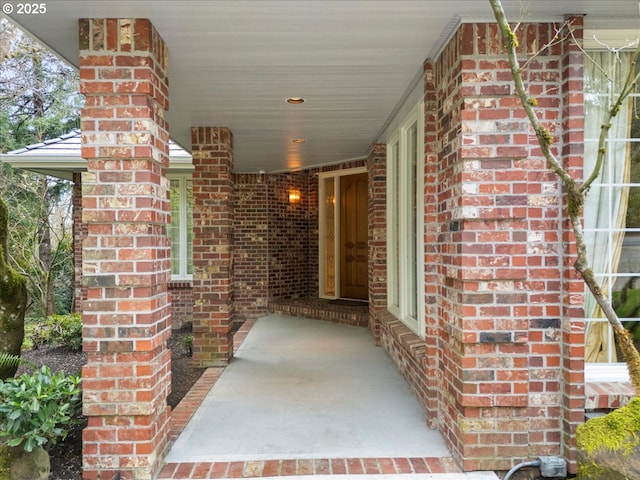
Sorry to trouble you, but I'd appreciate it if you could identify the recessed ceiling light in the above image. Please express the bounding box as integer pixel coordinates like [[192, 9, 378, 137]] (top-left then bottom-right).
[[292, 138, 306, 144], [286, 97, 305, 104]]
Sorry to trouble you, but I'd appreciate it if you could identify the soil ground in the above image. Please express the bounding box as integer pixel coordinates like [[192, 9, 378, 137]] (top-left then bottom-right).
[[14, 327, 203, 480]]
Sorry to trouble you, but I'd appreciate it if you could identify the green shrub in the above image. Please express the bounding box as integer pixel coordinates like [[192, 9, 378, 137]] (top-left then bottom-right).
[[0, 366, 81, 452], [179, 333, 193, 357], [23, 313, 82, 351], [47, 314, 82, 351]]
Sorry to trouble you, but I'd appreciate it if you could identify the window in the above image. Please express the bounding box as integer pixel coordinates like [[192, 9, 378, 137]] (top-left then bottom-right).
[[584, 50, 640, 372], [168, 175, 193, 280], [388, 139, 401, 311], [386, 102, 424, 335]]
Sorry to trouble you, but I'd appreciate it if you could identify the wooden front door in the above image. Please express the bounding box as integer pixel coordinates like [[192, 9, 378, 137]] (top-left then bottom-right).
[[340, 173, 368, 300]]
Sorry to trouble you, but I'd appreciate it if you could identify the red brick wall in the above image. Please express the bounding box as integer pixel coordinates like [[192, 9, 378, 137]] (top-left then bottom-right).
[[367, 145, 386, 342], [369, 19, 585, 473], [435, 21, 569, 471], [233, 161, 368, 322], [78, 17, 172, 480], [423, 60, 440, 426], [267, 172, 310, 300], [234, 174, 269, 321], [559, 16, 586, 470], [74, 174, 195, 330], [72, 172, 86, 314], [169, 281, 193, 329], [191, 127, 235, 367]]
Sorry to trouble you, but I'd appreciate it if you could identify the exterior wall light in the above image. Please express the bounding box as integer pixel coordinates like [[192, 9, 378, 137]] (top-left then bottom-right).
[[289, 188, 302, 204]]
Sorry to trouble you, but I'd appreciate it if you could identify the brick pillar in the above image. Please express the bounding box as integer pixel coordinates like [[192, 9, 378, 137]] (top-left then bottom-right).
[[72, 172, 86, 314], [191, 127, 235, 367], [559, 15, 585, 474], [367, 144, 386, 343], [233, 173, 269, 321], [79, 18, 171, 480], [423, 60, 440, 426], [434, 21, 567, 471]]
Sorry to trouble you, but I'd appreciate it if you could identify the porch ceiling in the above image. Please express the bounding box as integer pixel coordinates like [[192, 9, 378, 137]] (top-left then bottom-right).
[[5, 1, 638, 173]]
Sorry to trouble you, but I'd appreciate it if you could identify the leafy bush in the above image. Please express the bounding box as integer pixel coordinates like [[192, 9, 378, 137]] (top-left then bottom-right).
[[0, 366, 81, 452], [179, 333, 193, 357], [24, 313, 82, 351]]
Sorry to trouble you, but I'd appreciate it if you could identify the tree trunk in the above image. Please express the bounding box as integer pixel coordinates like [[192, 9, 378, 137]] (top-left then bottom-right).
[[37, 177, 54, 317], [0, 197, 27, 379]]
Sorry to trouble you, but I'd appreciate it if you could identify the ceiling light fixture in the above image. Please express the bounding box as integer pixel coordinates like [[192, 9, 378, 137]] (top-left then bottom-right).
[[286, 97, 305, 104]]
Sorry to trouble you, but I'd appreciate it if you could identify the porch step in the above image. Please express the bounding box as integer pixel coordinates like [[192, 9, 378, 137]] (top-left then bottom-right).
[[269, 298, 368, 327]]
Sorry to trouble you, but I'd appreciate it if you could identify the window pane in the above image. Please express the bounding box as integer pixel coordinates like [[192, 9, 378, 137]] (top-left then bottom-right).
[[391, 142, 400, 309], [584, 50, 640, 363], [613, 276, 640, 318], [186, 180, 194, 275], [408, 122, 418, 319], [169, 179, 181, 275]]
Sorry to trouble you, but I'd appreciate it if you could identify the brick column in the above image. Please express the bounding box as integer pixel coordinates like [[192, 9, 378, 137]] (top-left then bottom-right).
[[367, 144, 386, 343], [559, 15, 585, 474], [233, 173, 269, 321], [191, 127, 235, 367], [423, 60, 440, 426], [434, 21, 567, 471], [79, 18, 171, 480], [72, 172, 86, 313]]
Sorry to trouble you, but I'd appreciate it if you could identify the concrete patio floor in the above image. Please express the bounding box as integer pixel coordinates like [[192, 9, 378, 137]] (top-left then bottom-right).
[[159, 315, 499, 480]]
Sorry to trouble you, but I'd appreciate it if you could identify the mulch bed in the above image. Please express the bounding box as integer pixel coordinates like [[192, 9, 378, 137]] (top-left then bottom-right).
[[14, 327, 204, 480]]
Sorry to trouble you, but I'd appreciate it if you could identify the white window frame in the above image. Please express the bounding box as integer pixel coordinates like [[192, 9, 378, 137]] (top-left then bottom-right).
[[583, 40, 640, 383], [386, 102, 425, 337], [168, 174, 193, 281]]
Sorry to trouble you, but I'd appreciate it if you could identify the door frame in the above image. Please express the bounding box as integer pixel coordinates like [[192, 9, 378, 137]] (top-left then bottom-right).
[[318, 166, 367, 300]]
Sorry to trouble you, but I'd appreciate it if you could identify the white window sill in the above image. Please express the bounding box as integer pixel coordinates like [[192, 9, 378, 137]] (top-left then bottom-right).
[[585, 363, 631, 383]]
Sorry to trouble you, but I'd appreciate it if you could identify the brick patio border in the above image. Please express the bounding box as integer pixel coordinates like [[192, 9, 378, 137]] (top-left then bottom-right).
[[158, 456, 462, 479]]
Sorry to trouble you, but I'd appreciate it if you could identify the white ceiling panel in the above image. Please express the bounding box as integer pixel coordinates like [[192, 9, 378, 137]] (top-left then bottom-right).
[[5, 0, 639, 172]]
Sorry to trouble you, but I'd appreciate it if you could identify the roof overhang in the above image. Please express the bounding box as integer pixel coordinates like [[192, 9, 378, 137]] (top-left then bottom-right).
[[0, 131, 193, 180], [0, 155, 194, 181]]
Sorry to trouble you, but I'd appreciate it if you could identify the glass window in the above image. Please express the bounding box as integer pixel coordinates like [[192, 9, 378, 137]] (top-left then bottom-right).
[[584, 50, 640, 365], [388, 140, 401, 312], [408, 121, 418, 321], [386, 103, 424, 335], [169, 179, 181, 276], [168, 175, 194, 280]]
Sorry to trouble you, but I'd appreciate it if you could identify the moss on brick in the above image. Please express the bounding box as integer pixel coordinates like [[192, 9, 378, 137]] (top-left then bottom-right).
[[577, 397, 640, 478]]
